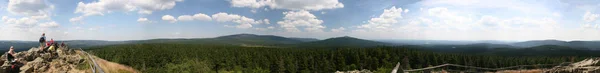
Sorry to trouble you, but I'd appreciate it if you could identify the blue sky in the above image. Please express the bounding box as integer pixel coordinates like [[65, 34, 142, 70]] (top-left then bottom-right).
[[1, 0, 600, 41]]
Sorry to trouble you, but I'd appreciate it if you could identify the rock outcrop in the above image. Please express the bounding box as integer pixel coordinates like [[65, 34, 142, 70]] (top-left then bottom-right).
[[547, 58, 600, 73], [0, 46, 86, 73]]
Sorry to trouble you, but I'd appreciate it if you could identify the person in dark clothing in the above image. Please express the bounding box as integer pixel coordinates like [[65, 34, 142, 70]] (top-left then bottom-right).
[[6, 46, 17, 63], [6, 46, 21, 73], [39, 33, 46, 52]]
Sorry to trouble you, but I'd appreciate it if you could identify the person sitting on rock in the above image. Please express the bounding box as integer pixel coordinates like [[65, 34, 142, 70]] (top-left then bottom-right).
[[41, 39, 55, 53], [60, 42, 65, 47], [6, 46, 18, 63]]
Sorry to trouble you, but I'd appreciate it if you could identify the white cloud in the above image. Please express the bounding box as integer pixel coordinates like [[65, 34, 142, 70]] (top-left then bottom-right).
[[355, 6, 565, 41], [7, 0, 54, 16], [583, 11, 599, 22], [132, 0, 183, 14], [69, 16, 84, 24], [162, 15, 177, 23], [177, 15, 194, 21], [72, 0, 183, 24], [331, 27, 345, 32], [263, 19, 270, 24], [212, 13, 241, 22], [74, 0, 182, 15], [192, 13, 212, 21], [357, 6, 403, 31], [277, 10, 325, 32], [137, 18, 153, 23], [137, 18, 148, 22], [229, 0, 344, 11], [163, 13, 212, 23], [267, 26, 274, 29], [230, 0, 270, 8], [236, 23, 253, 29], [254, 28, 267, 31], [250, 9, 258, 13], [39, 21, 59, 28], [211, 12, 264, 29], [74, 0, 136, 16], [2, 16, 39, 28], [0, 16, 62, 40]]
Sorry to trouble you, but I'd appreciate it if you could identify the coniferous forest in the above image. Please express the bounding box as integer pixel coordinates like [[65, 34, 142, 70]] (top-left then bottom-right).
[[86, 43, 587, 73]]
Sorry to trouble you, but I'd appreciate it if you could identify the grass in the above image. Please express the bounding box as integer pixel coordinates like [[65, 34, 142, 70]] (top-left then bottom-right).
[[76, 51, 90, 70], [76, 58, 90, 70], [115, 69, 133, 73]]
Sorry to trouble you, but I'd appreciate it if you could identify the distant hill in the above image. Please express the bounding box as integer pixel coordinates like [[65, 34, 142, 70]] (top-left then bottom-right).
[[511, 40, 600, 50], [213, 34, 305, 45], [289, 38, 320, 42], [378, 40, 512, 45], [131, 34, 313, 46], [488, 45, 595, 56], [62, 40, 128, 48], [0, 41, 39, 52], [294, 36, 392, 48], [418, 43, 517, 53]]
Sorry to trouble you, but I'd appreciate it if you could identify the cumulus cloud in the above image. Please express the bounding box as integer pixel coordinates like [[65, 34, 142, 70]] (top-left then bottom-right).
[[277, 10, 325, 32], [137, 18, 154, 23], [39, 21, 60, 28], [7, 0, 54, 16], [72, 0, 183, 24], [74, 0, 136, 16], [583, 11, 599, 22], [162, 15, 177, 23], [69, 16, 84, 24], [132, 0, 183, 14], [230, 0, 344, 11], [263, 19, 270, 24], [212, 13, 242, 22], [211, 12, 265, 29], [74, 0, 182, 15], [357, 6, 403, 31], [1, 16, 62, 40], [177, 15, 194, 21], [357, 6, 564, 40], [2, 16, 39, 28], [267, 26, 274, 29], [161, 13, 212, 23], [331, 27, 345, 32], [192, 13, 212, 21]]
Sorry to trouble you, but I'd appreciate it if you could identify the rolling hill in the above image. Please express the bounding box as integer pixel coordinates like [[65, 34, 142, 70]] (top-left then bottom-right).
[[488, 45, 596, 56], [131, 34, 319, 47], [213, 34, 307, 45], [294, 36, 392, 48], [511, 40, 600, 50], [418, 43, 517, 53]]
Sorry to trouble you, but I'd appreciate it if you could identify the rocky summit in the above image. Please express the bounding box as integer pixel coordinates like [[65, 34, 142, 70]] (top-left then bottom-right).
[[0, 46, 87, 73], [546, 58, 600, 73]]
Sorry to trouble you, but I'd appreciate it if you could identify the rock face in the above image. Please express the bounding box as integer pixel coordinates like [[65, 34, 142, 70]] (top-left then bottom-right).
[[0, 46, 86, 73], [547, 58, 600, 73]]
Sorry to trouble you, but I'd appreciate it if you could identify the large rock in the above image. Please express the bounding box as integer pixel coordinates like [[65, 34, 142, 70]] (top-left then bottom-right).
[[19, 65, 33, 73], [0, 46, 87, 72], [547, 58, 600, 73]]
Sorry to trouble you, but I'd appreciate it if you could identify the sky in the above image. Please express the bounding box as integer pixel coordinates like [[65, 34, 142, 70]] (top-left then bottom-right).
[[1, 0, 600, 41]]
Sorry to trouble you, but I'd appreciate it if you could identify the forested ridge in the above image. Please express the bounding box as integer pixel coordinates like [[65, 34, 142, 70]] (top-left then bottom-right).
[[86, 43, 588, 73]]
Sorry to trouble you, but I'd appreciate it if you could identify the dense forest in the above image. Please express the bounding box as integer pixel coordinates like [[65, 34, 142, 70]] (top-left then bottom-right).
[[86, 43, 588, 73]]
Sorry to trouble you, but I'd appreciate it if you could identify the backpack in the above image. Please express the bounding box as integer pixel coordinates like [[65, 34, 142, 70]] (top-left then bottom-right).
[[39, 37, 45, 43]]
